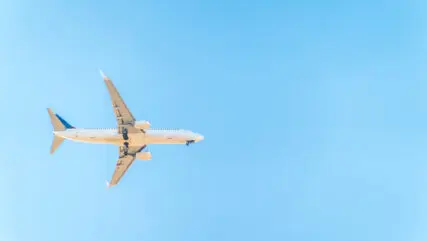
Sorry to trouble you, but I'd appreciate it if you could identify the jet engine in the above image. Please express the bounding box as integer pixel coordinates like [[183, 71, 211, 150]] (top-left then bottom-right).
[[134, 120, 151, 129], [136, 151, 152, 161]]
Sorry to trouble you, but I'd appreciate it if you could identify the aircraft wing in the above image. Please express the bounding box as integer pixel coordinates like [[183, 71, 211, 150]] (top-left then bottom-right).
[[107, 145, 146, 187], [101, 71, 135, 130]]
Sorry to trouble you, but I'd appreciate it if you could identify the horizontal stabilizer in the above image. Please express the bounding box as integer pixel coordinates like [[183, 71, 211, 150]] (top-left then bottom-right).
[[50, 135, 65, 154]]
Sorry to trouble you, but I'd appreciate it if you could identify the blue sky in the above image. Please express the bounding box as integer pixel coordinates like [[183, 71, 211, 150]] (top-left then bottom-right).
[[1, 0, 427, 240]]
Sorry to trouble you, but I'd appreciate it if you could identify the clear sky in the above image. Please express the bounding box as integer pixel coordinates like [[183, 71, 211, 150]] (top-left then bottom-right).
[[1, 0, 427, 240]]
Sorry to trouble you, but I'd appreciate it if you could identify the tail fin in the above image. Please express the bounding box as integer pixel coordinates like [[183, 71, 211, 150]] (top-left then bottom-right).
[[47, 108, 74, 154], [47, 108, 74, 131]]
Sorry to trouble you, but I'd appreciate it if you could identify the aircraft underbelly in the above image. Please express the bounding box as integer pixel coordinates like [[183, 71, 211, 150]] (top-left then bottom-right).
[[62, 131, 121, 145], [144, 134, 187, 144], [73, 136, 121, 144], [59, 131, 189, 146], [127, 133, 186, 145], [72, 133, 146, 146]]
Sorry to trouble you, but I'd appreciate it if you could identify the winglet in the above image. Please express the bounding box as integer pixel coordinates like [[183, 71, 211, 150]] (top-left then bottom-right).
[[99, 69, 108, 80]]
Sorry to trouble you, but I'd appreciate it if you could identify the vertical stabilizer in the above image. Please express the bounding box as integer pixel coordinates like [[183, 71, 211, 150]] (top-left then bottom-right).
[[47, 108, 75, 131], [47, 108, 73, 154]]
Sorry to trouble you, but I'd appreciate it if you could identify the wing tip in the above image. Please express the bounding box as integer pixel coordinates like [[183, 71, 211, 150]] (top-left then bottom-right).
[[106, 180, 117, 189], [99, 69, 109, 80]]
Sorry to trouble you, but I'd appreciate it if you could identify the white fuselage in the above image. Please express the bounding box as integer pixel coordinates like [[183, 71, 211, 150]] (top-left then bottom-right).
[[54, 128, 204, 146]]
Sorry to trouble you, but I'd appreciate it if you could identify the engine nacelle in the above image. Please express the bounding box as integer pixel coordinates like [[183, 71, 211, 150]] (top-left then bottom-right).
[[134, 120, 151, 129], [136, 151, 152, 161]]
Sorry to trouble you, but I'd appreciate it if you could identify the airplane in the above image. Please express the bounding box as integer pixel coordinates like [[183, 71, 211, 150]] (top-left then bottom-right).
[[47, 70, 204, 188]]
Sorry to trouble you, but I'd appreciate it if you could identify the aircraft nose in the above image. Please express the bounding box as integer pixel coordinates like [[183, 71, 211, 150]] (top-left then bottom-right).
[[195, 134, 204, 142]]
